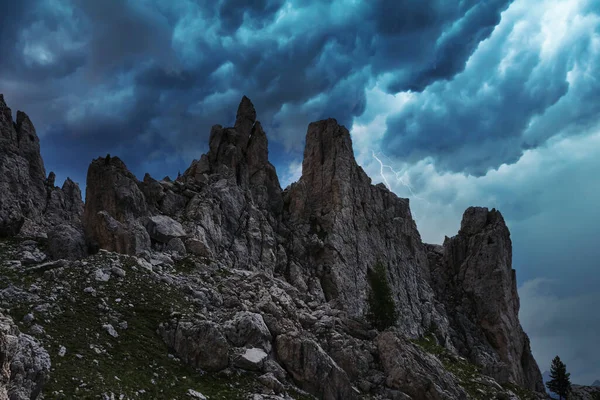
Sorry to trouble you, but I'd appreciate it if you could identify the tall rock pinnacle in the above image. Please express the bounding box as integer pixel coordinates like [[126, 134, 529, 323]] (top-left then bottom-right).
[[234, 95, 257, 137], [283, 118, 443, 337], [427, 207, 544, 391]]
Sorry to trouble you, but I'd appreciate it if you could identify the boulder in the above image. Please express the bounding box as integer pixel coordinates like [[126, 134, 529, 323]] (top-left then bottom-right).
[[234, 347, 268, 371], [275, 333, 358, 400], [159, 319, 229, 372], [144, 215, 186, 244], [47, 223, 87, 260], [224, 312, 272, 352]]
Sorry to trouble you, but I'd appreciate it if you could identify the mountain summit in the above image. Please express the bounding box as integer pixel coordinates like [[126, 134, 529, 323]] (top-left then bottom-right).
[[0, 94, 546, 399]]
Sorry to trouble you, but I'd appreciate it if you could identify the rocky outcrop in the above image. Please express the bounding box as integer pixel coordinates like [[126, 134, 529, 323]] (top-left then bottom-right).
[[0, 312, 51, 400], [426, 207, 544, 391], [83, 156, 151, 254], [275, 333, 359, 400], [376, 332, 468, 400], [282, 118, 447, 337], [572, 385, 600, 399], [159, 318, 230, 372], [0, 94, 84, 240], [180, 97, 283, 271]]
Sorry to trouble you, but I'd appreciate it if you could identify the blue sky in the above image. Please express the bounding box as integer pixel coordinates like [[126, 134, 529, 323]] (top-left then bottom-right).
[[1, 0, 599, 384]]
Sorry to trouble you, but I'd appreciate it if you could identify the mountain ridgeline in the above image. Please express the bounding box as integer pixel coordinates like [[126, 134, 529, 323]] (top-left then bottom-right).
[[0, 94, 546, 399]]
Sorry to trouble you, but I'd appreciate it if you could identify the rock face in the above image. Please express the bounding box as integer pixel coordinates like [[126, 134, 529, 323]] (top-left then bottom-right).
[[282, 118, 446, 337], [276, 333, 359, 400], [426, 207, 544, 391], [159, 318, 230, 372], [376, 332, 468, 400], [83, 156, 151, 254], [0, 313, 51, 400], [0, 94, 84, 241], [572, 385, 600, 400]]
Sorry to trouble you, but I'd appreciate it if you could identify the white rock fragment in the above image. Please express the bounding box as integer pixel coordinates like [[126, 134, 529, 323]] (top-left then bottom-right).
[[102, 324, 119, 338], [234, 348, 268, 371], [94, 269, 110, 282], [187, 389, 207, 399]]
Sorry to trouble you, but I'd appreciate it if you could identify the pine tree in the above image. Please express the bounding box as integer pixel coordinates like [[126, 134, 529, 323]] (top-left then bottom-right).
[[366, 261, 398, 330], [546, 356, 572, 399]]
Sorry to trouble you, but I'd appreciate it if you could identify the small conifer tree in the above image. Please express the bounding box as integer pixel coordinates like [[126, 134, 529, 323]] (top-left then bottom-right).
[[546, 356, 572, 400], [366, 261, 398, 330]]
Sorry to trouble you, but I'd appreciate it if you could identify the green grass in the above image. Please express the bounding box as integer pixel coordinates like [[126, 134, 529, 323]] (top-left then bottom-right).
[[0, 242, 259, 399]]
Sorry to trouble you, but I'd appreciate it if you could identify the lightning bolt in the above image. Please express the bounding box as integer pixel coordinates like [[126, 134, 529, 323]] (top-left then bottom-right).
[[371, 150, 431, 220]]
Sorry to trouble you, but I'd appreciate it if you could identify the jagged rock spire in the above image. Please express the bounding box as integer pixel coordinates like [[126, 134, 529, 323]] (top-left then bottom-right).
[[234, 95, 257, 137], [0, 94, 84, 239]]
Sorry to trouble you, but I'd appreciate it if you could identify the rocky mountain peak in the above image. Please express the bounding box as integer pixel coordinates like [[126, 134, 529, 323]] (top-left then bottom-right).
[[459, 206, 507, 236], [288, 118, 369, 219], [0, 95, 83, 239], [428, 206, 544, 391], [235, 95, 257, 136], [0, 94, 12, 124]]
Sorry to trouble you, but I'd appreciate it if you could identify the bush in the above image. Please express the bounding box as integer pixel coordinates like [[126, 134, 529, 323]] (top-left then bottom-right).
[[367, 261, 398, 330]]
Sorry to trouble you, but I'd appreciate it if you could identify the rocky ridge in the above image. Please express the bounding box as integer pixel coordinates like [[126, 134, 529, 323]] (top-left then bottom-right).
[[0, 94, 548, 399]]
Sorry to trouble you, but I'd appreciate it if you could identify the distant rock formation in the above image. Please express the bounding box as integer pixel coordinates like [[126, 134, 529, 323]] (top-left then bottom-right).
[[0, 95, 85, 258]]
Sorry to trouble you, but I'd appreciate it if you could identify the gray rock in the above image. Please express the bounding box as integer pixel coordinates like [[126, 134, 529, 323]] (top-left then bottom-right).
[[159, 319, 229, 372], [572, 384, 600, 399], [427, 207, 544, 391], [144, 215, 187, 244], [282, 118, 445, 337], [185, 237, 212, 258], [224, 312, 273, 352], [102, 324, 118, 338], [187, 389, 208, 399], [47, 223, 87, 260], [275, 333, 358, 400], [376, 331, 467, 399], [110, 266, 126, 278], [258, 373, 285, 393], [83, 156, 150, 254], [234, 347, 268, 371], [0, 312, 50, 400], [0, 95, 83, 238], [166, 237, 187, 256]]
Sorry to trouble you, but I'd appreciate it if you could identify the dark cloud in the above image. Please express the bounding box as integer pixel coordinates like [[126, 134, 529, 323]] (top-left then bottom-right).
[[218, 0, 285, 34], [1, 0, 511, 180], [381, 2, 600, 175]]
